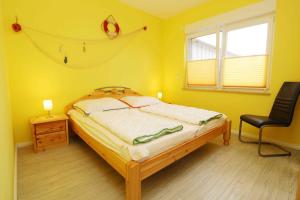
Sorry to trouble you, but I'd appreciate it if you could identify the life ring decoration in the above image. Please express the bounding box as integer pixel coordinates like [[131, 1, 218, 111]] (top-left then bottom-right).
[[102, 15, 120, 39]]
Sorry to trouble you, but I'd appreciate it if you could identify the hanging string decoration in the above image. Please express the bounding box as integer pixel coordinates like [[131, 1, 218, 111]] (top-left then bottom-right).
[[12, 16, 147, 69], [102, 15, 121, 39]]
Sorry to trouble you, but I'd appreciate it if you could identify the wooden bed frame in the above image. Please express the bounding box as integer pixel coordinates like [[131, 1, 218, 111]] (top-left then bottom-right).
[[65, 87, 231, 200]]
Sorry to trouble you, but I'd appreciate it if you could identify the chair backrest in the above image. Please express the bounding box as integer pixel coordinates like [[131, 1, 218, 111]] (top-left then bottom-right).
[[269, 82, 300, 126]]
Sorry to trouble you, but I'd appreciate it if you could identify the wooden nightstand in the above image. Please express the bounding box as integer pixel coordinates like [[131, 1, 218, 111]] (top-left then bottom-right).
[[30, 114, 69, 152]]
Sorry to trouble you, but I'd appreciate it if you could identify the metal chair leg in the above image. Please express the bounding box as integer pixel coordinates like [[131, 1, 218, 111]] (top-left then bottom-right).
[[257, 127, 291, 157], [239, 120, 291, 157], [238, 120, 260, 144]]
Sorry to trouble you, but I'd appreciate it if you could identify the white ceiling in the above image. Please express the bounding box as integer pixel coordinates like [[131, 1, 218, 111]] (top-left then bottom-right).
[[120, 0, 209, 19]]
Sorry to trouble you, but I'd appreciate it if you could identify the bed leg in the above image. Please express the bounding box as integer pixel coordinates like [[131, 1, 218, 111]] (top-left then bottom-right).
[[223, 119, 231, 145], [126, 161, 141, 200]]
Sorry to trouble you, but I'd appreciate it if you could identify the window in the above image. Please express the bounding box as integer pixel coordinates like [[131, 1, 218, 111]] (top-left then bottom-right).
[[186, 15, 274, 92], [187, 33, 218, 86]]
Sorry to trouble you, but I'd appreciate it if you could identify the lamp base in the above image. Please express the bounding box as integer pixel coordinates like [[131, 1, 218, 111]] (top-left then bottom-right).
[[47, 111, 53, 118]]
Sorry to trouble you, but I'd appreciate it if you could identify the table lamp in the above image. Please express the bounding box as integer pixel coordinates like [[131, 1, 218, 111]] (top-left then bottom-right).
[[157, 91, 163, 99], [43, 99, 53, 117]]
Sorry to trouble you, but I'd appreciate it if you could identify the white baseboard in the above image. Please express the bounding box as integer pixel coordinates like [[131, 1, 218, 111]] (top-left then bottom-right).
[[16, 141, 33, 149], [232, 129, 300, 150]]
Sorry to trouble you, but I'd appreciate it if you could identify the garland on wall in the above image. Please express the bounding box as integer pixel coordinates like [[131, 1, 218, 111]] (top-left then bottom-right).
[[12, 16, 147, 69]]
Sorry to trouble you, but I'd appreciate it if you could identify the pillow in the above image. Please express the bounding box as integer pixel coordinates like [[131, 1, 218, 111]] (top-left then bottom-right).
[[120, 96, 161, 108], [73, 97, 129, 115]]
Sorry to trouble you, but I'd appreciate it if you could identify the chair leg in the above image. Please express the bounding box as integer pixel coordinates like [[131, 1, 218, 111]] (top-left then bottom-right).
[[238, 120, 259, 144], [239, 120, 291, 157], [257, 127, 291, 157]]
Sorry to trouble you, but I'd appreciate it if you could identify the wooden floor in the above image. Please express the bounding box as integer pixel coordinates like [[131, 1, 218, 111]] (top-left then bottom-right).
[[18, 135, 300, 200]]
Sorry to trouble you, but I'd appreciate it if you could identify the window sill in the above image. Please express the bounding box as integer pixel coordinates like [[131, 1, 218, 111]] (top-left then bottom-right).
[[183, 86, 271, 95]]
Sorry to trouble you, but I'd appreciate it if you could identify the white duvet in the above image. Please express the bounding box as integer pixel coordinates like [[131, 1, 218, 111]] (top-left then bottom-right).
[[89, 109, 183, 145], [140, 102, 223, 126], [68, 109, 204, 161]]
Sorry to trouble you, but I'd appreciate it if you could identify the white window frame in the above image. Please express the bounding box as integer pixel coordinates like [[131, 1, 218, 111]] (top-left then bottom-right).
[[185, 14, 275, 94]]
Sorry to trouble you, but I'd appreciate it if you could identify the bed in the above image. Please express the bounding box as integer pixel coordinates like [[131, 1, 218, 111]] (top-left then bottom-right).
[[65, 87, 231, 200]]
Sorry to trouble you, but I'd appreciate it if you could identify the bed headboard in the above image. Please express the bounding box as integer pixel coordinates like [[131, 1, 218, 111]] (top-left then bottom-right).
[[64, 86, 140, 113]]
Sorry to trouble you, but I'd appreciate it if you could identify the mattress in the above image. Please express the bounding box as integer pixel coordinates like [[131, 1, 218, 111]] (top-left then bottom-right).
[[68, 109, 225, 162]]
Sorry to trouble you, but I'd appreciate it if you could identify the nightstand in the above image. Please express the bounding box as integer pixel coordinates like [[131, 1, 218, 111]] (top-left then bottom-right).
[[30, 114, 69, 152]]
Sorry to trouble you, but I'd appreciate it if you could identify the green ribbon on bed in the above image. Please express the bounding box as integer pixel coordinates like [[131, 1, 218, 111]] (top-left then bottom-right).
[[199, 114, 223, 126], [133, 125, 184, 145]]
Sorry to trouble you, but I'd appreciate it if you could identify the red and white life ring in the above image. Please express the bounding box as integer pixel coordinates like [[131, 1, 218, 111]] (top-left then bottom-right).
[[102, 15, 121, 39]]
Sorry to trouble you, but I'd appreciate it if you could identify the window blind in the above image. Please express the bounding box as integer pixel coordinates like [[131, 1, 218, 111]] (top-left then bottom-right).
[[222, 55, 267, 88], [187, 59, 216, 86]]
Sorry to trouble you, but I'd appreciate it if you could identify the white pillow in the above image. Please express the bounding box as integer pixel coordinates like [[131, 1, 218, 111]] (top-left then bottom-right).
[[73, 97, 129, 115], [120, 96, 161, 108]]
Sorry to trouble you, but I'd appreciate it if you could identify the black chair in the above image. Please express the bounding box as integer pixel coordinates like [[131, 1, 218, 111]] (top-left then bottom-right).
[[239, 82, 300, 157]]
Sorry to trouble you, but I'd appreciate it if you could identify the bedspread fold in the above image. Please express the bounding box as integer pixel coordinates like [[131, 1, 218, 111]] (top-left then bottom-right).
[[141, 103, 223, 126]]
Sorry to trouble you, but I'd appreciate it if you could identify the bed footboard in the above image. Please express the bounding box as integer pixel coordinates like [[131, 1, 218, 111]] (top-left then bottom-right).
[[124, 119, 231, 200]]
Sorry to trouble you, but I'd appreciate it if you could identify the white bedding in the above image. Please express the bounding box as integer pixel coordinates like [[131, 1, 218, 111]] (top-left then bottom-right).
[[68, 109, 225, 162], [89, 109, 184, 145], [141, 102, 223, 125]]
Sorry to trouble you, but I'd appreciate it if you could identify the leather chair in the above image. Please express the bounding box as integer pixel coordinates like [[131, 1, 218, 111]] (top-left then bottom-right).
[[239, 82, 300, 157]]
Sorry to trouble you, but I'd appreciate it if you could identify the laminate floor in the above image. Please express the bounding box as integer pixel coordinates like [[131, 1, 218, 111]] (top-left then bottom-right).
[[18, 135, 300, 200]]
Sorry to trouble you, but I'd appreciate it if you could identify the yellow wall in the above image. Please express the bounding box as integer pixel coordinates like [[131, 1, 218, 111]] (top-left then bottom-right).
[[2, 0, 300, 147], [0, 0, 14, 199], [162, 0, 300, 145], [3, 0, 163, 142]]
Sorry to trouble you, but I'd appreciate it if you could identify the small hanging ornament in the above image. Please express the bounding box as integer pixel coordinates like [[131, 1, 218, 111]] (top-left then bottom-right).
[[101, 15, 121, 39], [64, 56, 68, 64], [82, 42, 86, 53], [12, 16, 22, 32]]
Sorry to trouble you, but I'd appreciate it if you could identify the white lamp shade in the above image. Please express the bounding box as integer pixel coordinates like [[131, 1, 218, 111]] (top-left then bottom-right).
[[43, 100, 53, 111], [157, 91, 163, 99]]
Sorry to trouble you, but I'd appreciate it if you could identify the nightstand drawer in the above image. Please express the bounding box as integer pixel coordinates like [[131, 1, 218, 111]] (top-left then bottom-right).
[[36, 120, 66, 135], [36, 131, 67, 148], [30, 114, 69, 152]]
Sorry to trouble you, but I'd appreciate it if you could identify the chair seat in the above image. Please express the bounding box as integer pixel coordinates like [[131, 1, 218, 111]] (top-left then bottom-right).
[[240, 114, 289, 128]]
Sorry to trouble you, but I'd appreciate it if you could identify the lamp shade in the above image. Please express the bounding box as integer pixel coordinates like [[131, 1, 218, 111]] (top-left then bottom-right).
[[43, 100, 53, 111], [157, 91, 163, 99]]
